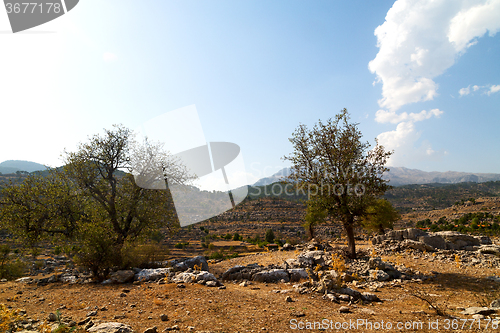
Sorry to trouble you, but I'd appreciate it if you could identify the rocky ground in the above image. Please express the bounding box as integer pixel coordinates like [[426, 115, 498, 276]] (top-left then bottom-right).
[[2, 197, 500, 333], [1, 234, 500, 333]]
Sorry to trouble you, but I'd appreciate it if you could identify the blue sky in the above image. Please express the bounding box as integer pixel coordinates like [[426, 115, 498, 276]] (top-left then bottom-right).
[[1, 0, 499, 189]]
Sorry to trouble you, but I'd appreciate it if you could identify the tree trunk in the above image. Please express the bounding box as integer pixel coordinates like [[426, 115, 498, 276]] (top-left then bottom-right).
[[308, 223, 314, 240], [378, 223, 385, 235], [344, 223, 356, 259]]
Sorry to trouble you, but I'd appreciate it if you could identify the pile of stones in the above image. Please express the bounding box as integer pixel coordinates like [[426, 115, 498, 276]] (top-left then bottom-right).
[[371, 228, 500, 268], [219, 239, 428, 305]]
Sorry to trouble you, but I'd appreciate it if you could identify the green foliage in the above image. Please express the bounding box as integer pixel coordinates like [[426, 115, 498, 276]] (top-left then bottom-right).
[[207, 250, 238, 260], [0, 245, 26, 280], [53, 246, 62, 255], [265, 229, 275, 243], [386, 182, 500, 213], [121, 242, 169, 269], [233, 233, 242, 241], [174, 242, 189, 249], [415, 212, 500, 235], [73, 224, 121, 280], [208, 251, 224, 260], [244, 234, 268, 248], [302, 199, 327, 239], [50, 310, 78, 333], [223, 233, 232, 240], [361, 198, 400, 234], [148, 230, 164, 243], [0, 169, 84, 250], [283, 109, 392, 258]]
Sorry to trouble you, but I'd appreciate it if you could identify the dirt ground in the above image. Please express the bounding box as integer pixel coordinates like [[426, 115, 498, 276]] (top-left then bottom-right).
[[2, 241, 500, 333]]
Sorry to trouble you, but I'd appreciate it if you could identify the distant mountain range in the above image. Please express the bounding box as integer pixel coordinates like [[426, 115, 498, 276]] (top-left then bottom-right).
[[0, 160, 48, 174], [3, 159, 500, 187], [253, 167, 500, 187]]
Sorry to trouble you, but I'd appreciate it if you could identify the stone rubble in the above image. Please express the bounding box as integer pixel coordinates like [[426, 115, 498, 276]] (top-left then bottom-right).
[[372, 228, 500, 269]]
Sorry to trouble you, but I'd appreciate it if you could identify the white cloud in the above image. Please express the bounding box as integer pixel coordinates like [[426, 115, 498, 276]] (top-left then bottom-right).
[[377, 121, 445, 167], [369, 0, 500, 111], [488, 85, 500, 95], [376, 108, 444, 166], [458, 84, 500, 96], [103, 52, 117, 62], [448, 0, 500, 52], [459, 86, 470, 96], [375, 108, 443, 124]]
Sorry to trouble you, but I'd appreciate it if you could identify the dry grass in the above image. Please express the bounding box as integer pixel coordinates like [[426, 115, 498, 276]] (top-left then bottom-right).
[[1, 245, 499, 332]]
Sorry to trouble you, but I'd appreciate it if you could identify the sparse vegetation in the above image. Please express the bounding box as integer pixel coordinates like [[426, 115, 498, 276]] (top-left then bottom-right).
[[361, 198, 400, 234], [284, 109, 392, 258]]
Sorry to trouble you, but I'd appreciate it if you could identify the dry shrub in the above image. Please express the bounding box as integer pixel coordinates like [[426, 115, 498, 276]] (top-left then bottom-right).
[[121, 242, 170, 269], [0, 303, 23, 332]]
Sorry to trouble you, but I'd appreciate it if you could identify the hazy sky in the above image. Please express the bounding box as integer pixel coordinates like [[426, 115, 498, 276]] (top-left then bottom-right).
[[1, 0, 499, 188]]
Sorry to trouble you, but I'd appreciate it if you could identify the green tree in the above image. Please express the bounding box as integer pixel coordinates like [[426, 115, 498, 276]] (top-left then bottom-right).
[[0, 170, 84, 252], [361, 198, 400, 235], [63, 125, 184, 249], [265, 229, 275, 243], [284, 109, 392, 258], [303, 198, 328, 240]]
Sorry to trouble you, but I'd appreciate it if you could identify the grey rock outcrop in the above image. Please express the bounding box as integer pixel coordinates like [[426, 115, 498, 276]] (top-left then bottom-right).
[[87, 322, 134, 333], [134, 268, 171, 282], [103, 270, 135, 284], [253, 269, 290, 283], [373, 228, 491, 252]]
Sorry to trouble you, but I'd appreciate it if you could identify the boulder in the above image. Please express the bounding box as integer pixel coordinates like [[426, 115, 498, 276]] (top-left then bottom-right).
[[298, 251, 326, 267], [135, 268, 170, 282], [195, 271, 218, 283], [434, 231, 480, 249], [367, 257, 385, 270], [338, 287, 362, 300], [221, 264, 263, 281], [401, 239, 434, 252], [460, 307, 496, 315], [288, 268, 308, 282], [252, 269, 290, 283], [87, 322, 134, 333], [407, 228, 428, 240], [368, 270, 390, 282], [478, 245, 500, 256], [475, 235, 493, 245], [171, 272, 196, 284], [183, 256, 209, 271], [60, 275, 77, 284], [108, 270, 135, 284], [172, 271, 219, 285], [385, 229, 407, 241], [15, 277, 33, 283], [419, 235, 447, 250], [361, 292, 380, 302], [221, 265, 245, 280]]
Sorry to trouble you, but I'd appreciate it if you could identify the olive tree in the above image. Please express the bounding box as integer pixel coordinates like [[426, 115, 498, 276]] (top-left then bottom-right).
[[284, 109, 392, 258], [63, 125, 188, 247], [361, 198, 400, 235], [0, 170, 84, 254], [303, 198, 328, 240]]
